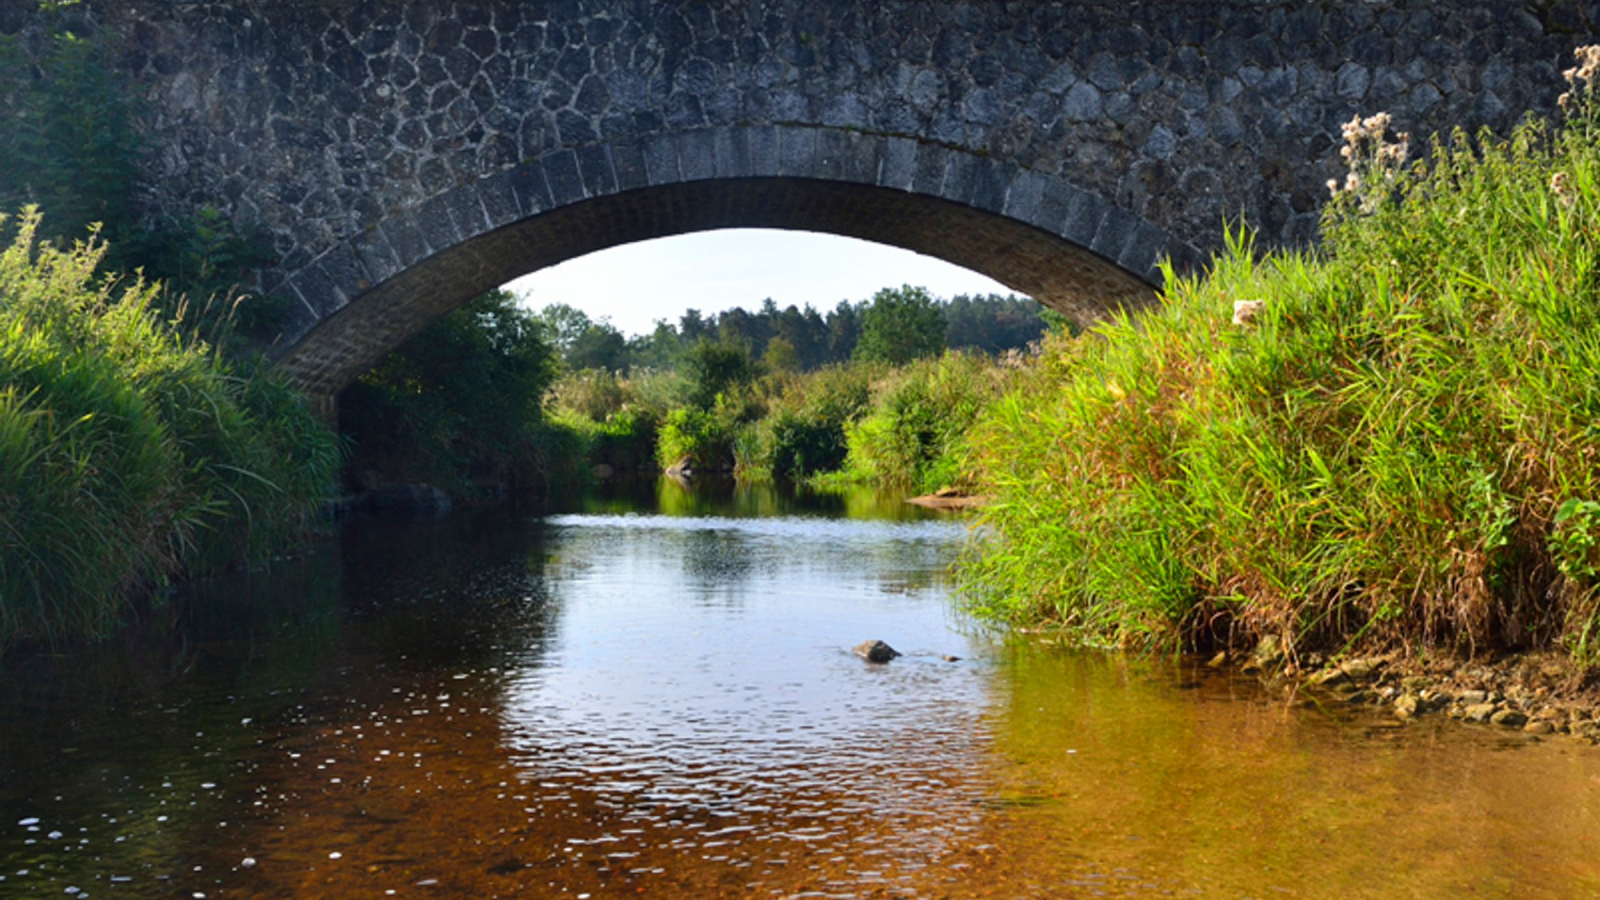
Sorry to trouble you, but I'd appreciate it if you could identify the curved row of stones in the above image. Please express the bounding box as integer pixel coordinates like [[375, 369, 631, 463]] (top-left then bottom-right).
[[282, 125, 1178, 347]]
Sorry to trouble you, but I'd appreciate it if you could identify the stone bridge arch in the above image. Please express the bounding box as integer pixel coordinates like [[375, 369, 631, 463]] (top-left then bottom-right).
[[10, 0, 1585, 395], [275, 124, 1184, 394]]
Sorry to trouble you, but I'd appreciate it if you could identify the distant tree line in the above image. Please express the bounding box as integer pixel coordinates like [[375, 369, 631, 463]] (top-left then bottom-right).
[[532, 287, 1064, 374]]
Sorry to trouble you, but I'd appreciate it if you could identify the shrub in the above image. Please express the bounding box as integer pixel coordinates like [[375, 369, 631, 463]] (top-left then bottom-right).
[[841, 351, 1012, 492], [656, 402, 742, 473], [339, 289, 557, 495]]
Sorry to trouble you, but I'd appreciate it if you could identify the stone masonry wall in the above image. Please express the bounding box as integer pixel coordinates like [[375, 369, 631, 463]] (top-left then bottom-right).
[[3, 0, 1597, 391]]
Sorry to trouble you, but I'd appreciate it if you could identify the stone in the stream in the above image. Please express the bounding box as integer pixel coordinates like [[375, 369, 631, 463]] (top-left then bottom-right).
[[1464, 702, 1498, 723], [1459, 689, 1490, 705], [1524, 720, 1555, 735], [854, 640, 901, 663], [1249, 634, 1285, 670], [1340, 658, 1379, 679], [1312, 667, 1349, 687], [1394, 693, 1421, 719], [1490, 709, 1529, 728], [942, 654, 961, 662]]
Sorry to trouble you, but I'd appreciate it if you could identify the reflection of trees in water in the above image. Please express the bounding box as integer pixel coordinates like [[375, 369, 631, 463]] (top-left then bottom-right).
[[679, 526, 758, 599], [334, 508, 567, 670]]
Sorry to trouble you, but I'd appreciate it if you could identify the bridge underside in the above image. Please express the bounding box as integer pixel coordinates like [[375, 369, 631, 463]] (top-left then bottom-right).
[[274, 176, 1160, 396]]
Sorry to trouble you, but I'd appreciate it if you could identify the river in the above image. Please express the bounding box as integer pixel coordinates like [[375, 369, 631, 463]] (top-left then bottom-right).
[[2, 479, 1598, 899]]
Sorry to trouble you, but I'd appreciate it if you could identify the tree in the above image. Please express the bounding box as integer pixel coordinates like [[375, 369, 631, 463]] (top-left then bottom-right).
[[943, 292, 1049, 355], [567, 320, 628, 372], [764, 336, 800, 373], [824, 299, 861, 364], [683, 338, 758, 408], [678, 308, 712, 345], [534, 302, 628, 372], [534, 302, 595, 354], [627, 319, 684, 370], [341, 289, 558, 488], [854, 285, 946, 365]]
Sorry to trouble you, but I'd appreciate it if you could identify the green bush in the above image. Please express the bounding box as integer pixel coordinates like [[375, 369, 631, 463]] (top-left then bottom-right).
[[767, 413, 848, 478], [0, 209, 337, 649], [656, 404, 741, 473], [751, 363, 879, 479], [961, 70, 1600, 665], [840, 351, 1011, 493]]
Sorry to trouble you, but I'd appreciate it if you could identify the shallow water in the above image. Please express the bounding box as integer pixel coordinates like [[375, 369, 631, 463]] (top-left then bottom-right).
[[1, 479, 1598, 899]]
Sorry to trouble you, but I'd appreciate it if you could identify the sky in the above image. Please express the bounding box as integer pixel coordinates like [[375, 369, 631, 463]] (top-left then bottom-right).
[[504, 228, 1020, 337]]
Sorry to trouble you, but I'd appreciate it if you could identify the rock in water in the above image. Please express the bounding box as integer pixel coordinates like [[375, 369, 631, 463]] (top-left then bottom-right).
[[854, 640, 901, 663]]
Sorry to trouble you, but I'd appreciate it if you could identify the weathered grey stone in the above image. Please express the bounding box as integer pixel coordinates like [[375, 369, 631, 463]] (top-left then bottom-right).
[[414, 194, 463, 254], [609, 139, 649, 191], [878, 136, 918, 191], [746, 125, 780, 177], [1491, 709, 1529, 728], [679, 129, 716, 181], [352, 226, 403, 286], [477, 170, 522, 229], [1062, 80, 1103, 121], [576, 144, 618, 197], [643, 132, 682, 184], [508, 160, 554, 216], [1335, 61, 1371, 100], [1143, 125, 1177, 160]]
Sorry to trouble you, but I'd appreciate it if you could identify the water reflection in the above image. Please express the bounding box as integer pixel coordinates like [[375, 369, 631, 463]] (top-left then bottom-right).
[[1, 480, 1598, 899]]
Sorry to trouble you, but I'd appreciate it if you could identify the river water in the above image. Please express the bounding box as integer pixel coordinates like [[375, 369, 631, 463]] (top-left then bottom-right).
[[2, 479, 1599, 899]]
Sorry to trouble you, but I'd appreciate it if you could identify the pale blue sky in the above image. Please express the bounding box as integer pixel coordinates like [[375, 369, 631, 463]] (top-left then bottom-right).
[[505, 228, 1018, 337]]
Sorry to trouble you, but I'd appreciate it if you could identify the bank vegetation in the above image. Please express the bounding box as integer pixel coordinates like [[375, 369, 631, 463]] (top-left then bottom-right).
[[961, 53, 1600, 671]]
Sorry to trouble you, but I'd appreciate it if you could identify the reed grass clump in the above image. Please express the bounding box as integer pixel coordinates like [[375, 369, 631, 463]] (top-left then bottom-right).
[[0, 208, 338, 650], [962, 52, 1600, 667]]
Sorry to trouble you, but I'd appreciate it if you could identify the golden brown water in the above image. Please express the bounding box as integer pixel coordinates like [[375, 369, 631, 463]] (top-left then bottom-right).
[[2, 481, 1598, 899]]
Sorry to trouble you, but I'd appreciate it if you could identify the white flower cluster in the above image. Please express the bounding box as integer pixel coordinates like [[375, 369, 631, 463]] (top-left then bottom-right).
[[1326, 112, 1411, 202], [1559, 45, 1600, 109], [1551, 170, 1576, 208]]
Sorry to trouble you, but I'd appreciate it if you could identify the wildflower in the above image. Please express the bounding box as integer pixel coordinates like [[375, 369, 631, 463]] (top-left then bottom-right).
[[1552, 171, 1576, 208], [1232, 300, 1266, 327], [1328, 109, 1407, 209], [1564, 45, 1600, 89]]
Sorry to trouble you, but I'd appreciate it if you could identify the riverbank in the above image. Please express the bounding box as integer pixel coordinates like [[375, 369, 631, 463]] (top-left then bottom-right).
[[961, 56, 1600, 675], [1256, 649, 1600, 743]]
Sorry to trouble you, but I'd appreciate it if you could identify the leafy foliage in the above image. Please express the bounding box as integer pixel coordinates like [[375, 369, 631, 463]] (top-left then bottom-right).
[[339, 289, 558, 494]]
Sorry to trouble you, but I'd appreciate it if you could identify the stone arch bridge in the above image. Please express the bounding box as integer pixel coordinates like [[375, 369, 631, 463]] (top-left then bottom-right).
[[7, 1, 1592, 398]]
